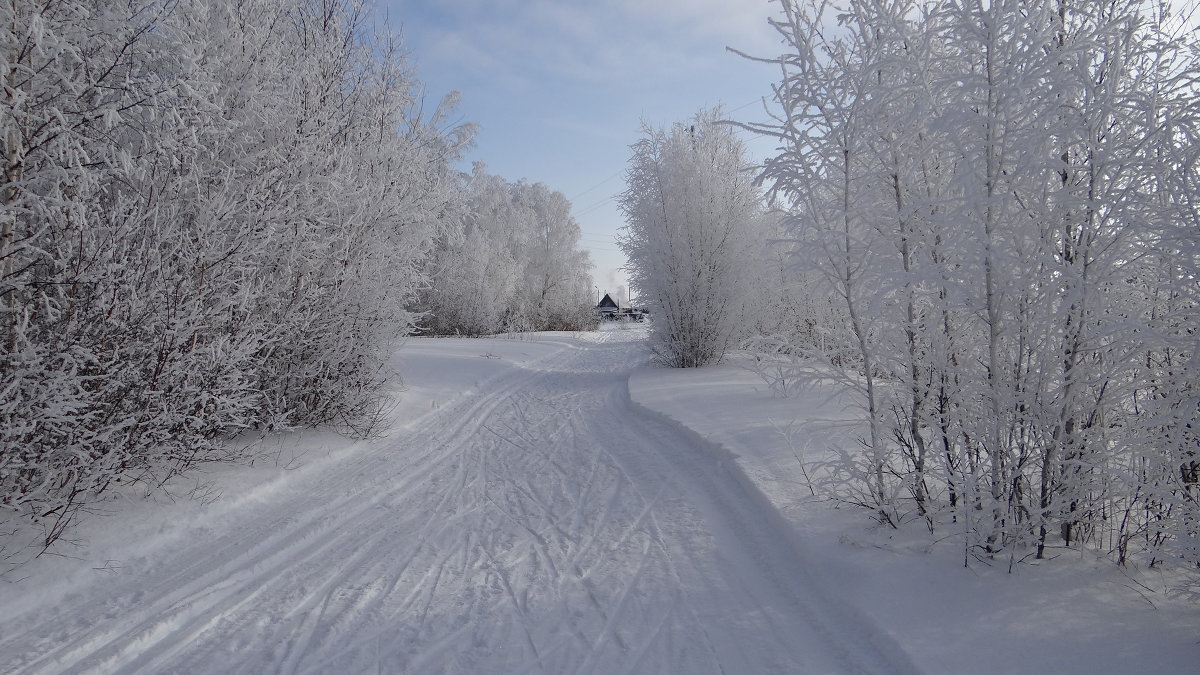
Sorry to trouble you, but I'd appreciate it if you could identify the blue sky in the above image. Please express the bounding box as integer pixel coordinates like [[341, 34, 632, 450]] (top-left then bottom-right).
[[380, 0, 783, 302]]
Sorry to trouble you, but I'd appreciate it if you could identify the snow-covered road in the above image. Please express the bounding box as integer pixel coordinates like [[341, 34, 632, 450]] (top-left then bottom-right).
[[1, 333, 917, 674]]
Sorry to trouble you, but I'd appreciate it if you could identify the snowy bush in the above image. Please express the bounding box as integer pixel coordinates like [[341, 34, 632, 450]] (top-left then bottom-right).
[[0, 0, 470, 566], [618, 109, 760, 368], [741, 0, 1200, 579], [420, 166, 596, 336]]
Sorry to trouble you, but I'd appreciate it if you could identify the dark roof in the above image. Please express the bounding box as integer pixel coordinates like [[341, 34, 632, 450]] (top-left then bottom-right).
[[597, 293, 618, 309]]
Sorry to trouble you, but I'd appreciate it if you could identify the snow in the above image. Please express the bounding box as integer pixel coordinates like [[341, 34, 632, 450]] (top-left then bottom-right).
[[627, 348, 1200, 675], [1, 326, 1195, 673]]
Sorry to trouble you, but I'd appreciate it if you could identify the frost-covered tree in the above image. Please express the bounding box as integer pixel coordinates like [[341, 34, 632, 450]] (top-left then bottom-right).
[[618, 108, 760, 368], [745, 0, 1200, 580], [0, 0, 470, 566], [421, 165, 595, 335], [213, 0, 468, 432], [513, 181, 597, 331]]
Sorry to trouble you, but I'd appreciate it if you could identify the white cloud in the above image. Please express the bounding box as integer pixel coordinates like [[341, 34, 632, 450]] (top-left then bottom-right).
[[615, 0, 780, 54], [400, 0, 780, 88]]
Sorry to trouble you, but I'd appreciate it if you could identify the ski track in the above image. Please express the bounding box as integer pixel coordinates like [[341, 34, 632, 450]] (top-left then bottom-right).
[[0, 335, 918, 675]]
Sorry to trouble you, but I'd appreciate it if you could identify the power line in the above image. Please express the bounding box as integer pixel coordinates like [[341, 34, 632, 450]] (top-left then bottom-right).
[[576, 192, 615, 212], [568, 170, 624, 202], [574, 195, 619, 219], [726, 97, 765, 114]]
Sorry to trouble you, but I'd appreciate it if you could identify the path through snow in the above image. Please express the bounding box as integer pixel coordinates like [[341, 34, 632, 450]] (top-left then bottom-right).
[[0, 333, 916, 674]]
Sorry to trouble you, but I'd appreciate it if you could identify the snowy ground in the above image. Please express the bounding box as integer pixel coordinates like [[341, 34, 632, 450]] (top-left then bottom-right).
[[0, 325, 1195, 673], [627, 351, 1200, 674]]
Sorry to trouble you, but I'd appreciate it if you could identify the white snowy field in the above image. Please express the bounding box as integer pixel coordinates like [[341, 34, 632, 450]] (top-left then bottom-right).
[[0, 325, 1195, 674]]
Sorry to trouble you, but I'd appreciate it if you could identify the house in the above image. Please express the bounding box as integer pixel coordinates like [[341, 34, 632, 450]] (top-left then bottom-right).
[[597, 293, 619, 319], [597, 293, 650, 322]]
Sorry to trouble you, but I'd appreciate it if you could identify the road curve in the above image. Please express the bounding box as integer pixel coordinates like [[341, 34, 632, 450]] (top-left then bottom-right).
[[0, 335, 917, 674]]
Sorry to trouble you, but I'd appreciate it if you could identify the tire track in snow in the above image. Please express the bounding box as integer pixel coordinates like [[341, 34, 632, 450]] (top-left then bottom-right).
[[0, 336, 917, 674], [0, 344, 580, 674]]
